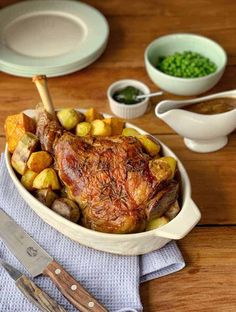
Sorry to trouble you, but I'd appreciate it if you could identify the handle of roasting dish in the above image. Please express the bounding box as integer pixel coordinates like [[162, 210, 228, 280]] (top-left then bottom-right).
[[154, 198, 201, 239]]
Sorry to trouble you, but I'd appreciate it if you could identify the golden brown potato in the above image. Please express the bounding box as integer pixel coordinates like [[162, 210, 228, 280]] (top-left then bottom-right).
[[90, 120, 111, 136], [146, 216, 169, 231], [122, 127, 140, 137], [75, 122, 91, 136], [103, 118, 124, 135], [5, 113, 36, 153], [33, 168, 60, 190], [137, 135, 160, 156], [85, 108, 103, 122], [165, 201, 180, 220], [51, 198, 80, 222], [35, 189, 58, 207], [57, 108, 80, 130], [149, 158, 172, 183], [21, 170, 38, 191], [11, 132, 39, 175], [27, 151, 53, 173], [160, 156, 177, 179]]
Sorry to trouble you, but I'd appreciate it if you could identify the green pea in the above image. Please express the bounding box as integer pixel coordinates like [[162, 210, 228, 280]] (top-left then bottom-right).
[[156, 51, 217, 78]]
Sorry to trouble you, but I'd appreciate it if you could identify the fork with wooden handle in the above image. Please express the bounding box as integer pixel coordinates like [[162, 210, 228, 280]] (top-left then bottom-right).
[[0, 259, 66, 312]]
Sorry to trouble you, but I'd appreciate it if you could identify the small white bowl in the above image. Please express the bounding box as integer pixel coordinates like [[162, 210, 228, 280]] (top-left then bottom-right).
[[145, 33, 227, 96], [107, 79, 150, 119]]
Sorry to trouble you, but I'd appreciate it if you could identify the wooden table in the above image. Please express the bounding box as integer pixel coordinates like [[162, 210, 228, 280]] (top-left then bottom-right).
[[1, 1, 236, 311]]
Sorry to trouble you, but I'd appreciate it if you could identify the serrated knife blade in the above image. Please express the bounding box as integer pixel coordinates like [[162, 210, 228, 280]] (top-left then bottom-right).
[[0, 208, 107, 312]]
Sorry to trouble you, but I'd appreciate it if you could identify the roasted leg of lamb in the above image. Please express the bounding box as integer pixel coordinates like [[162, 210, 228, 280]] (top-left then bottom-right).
[[34, 76, 179, 234]]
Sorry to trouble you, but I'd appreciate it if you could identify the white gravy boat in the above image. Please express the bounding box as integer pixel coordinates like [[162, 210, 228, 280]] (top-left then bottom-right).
[[155, 90, 236, 153]]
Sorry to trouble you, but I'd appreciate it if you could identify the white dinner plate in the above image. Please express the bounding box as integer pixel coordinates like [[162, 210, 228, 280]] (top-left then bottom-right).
[[0, 0, 109, 77]]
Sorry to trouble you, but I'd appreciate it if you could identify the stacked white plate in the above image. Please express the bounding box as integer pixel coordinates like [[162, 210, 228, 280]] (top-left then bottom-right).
[[0, 0, 109, 77]]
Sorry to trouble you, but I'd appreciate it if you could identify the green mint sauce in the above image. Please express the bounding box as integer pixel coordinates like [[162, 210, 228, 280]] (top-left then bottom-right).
[[113, 86, 144, 105]]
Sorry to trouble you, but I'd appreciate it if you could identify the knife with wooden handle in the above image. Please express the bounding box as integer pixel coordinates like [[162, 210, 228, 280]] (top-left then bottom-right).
[[0, 208, 108, 312], [0, 259, 66, 312]]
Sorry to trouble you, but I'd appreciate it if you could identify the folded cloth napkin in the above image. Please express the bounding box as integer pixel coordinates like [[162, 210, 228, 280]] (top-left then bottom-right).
[[0, 154, 185, 312]]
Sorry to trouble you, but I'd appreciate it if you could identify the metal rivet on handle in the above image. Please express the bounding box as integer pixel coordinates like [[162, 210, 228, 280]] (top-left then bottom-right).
[[71, 284, 77, 290], [55, 269, 61, 275], [88, 302, 95, 308]]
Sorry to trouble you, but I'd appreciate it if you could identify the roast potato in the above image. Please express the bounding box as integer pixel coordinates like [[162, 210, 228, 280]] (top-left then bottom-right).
[[5, 113, 36, 153], [21, 170, 38, 191], [90, 120, 111, 136], [149, 158, 172, 183], [11, 132, 39, 175], [122, 127, 140, 137], [160, 156, 177, 179], [75, 122, 91, 136], [27, 151, 53, 173], [33, 168, 60, 190], [165, 201, 180, 220], [137, 135, 160, 156], [122, 129, 160, 156], [57, 108, 80, 130], [103, 117, 124, 135], [85, 108, 103, 122], [35, 189, 58, 207], [146, 216, 169, 231], [51, 198, 80, 222], [146, 181, 179, 220]]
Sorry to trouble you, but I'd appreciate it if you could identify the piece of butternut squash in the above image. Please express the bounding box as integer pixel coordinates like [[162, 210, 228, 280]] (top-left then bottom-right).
[[84, 108, 103, 122], [103, 117, 124, 135], [5, 113, 36, 153]]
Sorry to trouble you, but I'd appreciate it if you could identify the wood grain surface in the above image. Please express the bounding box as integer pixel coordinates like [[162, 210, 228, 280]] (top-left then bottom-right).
[[1, 0, 236, 311], [43, 260, 107, 312], [16, 275, 66, 312]]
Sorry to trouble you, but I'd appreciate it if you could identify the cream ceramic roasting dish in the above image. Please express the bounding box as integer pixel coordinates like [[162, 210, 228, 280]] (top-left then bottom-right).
[[5, 108, 201, 255], [5, 76, 201, 255]]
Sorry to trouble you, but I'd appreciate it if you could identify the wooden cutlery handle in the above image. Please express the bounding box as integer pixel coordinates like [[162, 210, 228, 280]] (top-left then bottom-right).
[[16, 275, 66, 312], [43, 260, 108, 312]]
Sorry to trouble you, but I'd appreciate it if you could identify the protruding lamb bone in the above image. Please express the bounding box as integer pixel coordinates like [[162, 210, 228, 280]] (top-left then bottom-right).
[[32, 75, 55, 116], [146, 181, 179, 221]]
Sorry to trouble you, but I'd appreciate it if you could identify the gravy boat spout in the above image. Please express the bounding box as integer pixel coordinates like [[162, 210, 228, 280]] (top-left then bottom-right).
[[155, 90, 236, 153]]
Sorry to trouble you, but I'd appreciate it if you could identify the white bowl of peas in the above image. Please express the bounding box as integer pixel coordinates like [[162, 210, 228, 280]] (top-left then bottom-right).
[[144, 33, 227, 96]]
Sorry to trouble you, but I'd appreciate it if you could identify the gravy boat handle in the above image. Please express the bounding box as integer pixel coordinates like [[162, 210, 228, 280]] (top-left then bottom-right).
[[154, 198, 201, 240], [155, 89, 236, 115]]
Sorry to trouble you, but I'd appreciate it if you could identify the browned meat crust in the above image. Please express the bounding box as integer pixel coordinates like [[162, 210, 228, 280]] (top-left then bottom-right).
[[55, 133, 176, 233], [36, 106, 179, 234]]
